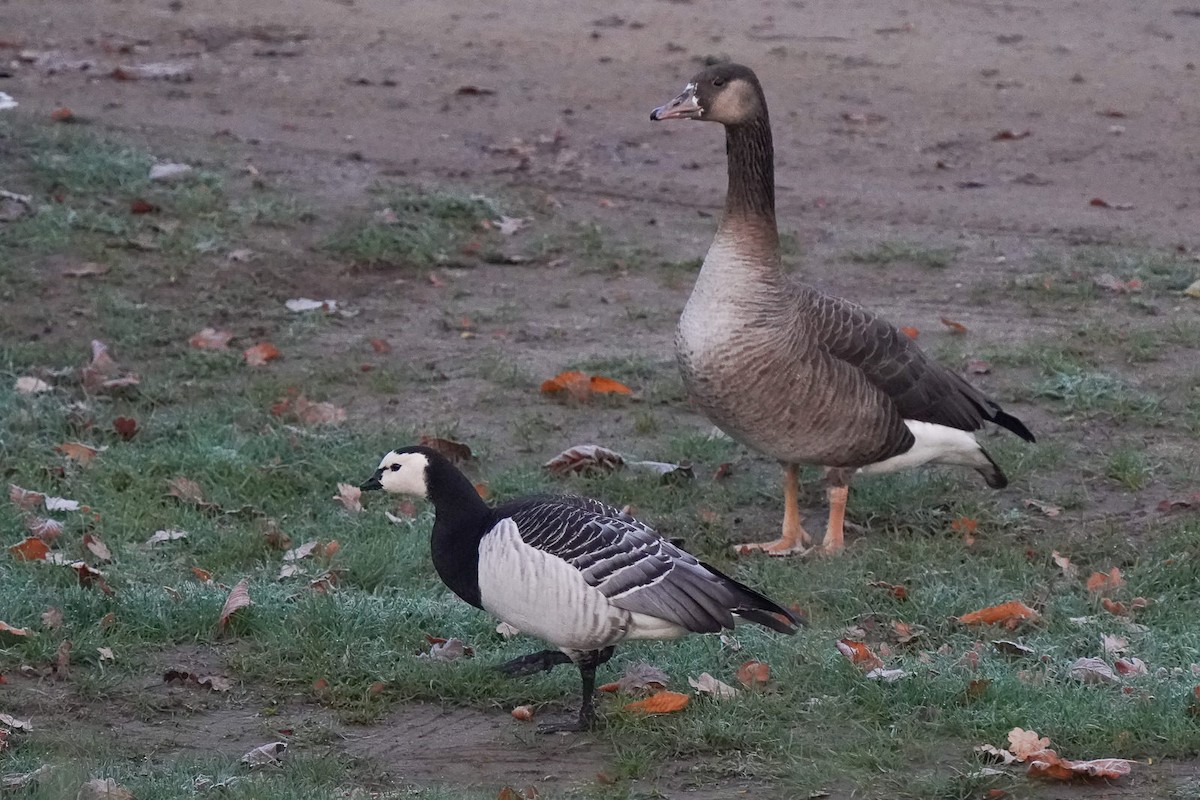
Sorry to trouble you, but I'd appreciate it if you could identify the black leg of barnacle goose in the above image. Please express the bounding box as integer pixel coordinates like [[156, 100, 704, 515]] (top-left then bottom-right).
[[536, 648, 613, 734]]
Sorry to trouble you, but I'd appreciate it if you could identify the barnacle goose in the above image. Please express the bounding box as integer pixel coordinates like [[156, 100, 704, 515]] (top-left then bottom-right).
[[360, 445, 800, 733]]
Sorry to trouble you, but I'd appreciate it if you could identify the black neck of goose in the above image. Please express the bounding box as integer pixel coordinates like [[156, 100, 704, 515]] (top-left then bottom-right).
[[425, 456, 491, 609], [722, 114, 776, 227]]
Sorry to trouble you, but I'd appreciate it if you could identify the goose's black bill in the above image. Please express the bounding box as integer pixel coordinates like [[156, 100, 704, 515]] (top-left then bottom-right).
[[360, 470, 383, 491], [651, 84, 700, 121]]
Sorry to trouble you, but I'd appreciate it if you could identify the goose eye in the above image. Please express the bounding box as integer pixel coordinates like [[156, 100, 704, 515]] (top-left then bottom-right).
[[390, 464, 401, 471], [713, 77, 725, 87]]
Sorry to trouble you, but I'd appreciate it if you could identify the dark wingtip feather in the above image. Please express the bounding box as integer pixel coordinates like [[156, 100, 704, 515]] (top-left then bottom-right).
[[993, 409, 1036, 443], [699, 561, 803, 634]]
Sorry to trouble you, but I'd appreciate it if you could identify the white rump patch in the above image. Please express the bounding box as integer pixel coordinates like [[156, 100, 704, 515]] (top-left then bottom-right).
[[858, 420, 987, 476]]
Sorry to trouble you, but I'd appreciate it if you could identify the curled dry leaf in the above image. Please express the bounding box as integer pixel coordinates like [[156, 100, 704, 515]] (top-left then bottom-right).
[[241, 741, 287, 768], [43, 495, 80, 512], [57, 442, 101, 465], [218, 578, 252, 629], [868, 580, 907, 600], [1114, 657, 1148, 676], [41, 607, 63, 629], [82, 533, 112, 562], [333, 482, 363, 512], [15, 376, 52, 394], [836, 640, 885, 672], [1070, 657, 1119, 685], [243, 342, 281, 366], [283, 540, 319, 561], [623, 690, 690, 715], [1101, 633, 1128, 657], [940, 317, 969, 335], [688, 672, 739, 699], [9, 536, 50, 561], [511, 705, 535, 721], [544, 444, 625, 476], [97, 647, 115, 662], [735, 659, 772, 687], [167, 476, 221, 513], [188, 327, 234, 350], [1086, 568, 1124, 596], [25, 516, 63, 543], [146, 528, 188, 546], [1025, 499, 1062, 518], [1008, 727, 1052, 760], [419, 637, 470, 662], [1051, 550, 1076, 579], [496, 621, 520, 638], [616, 662, 670, 694], [958, 600, 1039, 629], [540, 370, 632, 400], [0, 621, 31, 636], [9, 484, 46, 511]]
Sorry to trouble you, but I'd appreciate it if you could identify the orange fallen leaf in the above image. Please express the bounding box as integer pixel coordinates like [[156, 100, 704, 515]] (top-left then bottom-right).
[[540, 371, 632, 400], [218, 578, 252, 629], [1086, 567, 1124, 596], [130, 198, 158, 214], [0, 621, 30, 636], [8, 537, 50, 561], [312, 677, 329, 692], [589, 375, 633, 395], [868, 580, 907, 601], [191, 566, 212, 583], [597, 681, 621, 693], [940, 317, 969, 335], [50, 106, 73, 121], [188, 327, 234, 350], [243, 342, 281, 366], [511, 705, 534, 721], [958, 600, 1040, 628], [624, 690, 690, 715], [369, 338, 391, 354], [836, 639, 885, 671], [57, 441, 100, 465], [1101, 597, 1128, 616], [900, 326, 920, 340], [735, 659, 771, 688], [474, 482, 490, 500], [368, 680, 387, 695]]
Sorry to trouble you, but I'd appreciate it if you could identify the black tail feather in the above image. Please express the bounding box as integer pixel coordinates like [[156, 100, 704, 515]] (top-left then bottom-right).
[[700, 561, 803, 634], [992, 408, 1036, 443]]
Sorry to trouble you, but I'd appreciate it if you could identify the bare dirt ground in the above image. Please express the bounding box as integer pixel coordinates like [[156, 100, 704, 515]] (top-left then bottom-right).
[[4, 0, 1200, 797]]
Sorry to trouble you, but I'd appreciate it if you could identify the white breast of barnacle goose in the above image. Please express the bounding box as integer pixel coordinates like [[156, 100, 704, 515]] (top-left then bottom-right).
[[476, 511, 691, 652]]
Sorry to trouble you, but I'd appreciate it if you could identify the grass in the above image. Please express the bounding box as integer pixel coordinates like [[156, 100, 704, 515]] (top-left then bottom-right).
[[4, 116, 1200, 800], [846, 240, 956, 270]]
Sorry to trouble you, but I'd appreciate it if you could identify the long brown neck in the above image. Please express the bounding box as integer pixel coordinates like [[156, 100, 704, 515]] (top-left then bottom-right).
[[718, 114, 779, 257]]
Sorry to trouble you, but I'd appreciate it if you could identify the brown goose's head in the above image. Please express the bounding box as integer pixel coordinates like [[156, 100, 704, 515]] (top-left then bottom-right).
[[650, 63, 766, 126]]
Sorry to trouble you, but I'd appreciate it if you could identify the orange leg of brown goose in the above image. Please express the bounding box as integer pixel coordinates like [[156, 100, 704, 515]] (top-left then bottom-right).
[[816, 468, 851, 555], [735, 463, 813, 556]]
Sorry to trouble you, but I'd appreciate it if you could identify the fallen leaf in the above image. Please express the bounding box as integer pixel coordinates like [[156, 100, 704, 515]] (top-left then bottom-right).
[[112, 61, 192, 81], [80, 340, 139, 394], [283, 540, 319, 562], [1101, 634, 1129, 656], [1183, 279, 1200, 299], [149, 162, 194, 182], [26, 515, 63, 542], [1006, 727, 1053, 760], [9, 537, 50, 560], [218, 578, 252, 629], [333, 483, 363, 512], [70, 562, 113, 595], [1101, 598, 1128, 616], [76, 777, 134, 800], [540, 371, 632, 400], [1024, 499, 1062, 518], [688, 672, 740, 699], [868, 580, 907, 601], [129, 198, 159, 214], [285, 298, 338, 313], [901, 326, 921, 340], [543, 444, 625, 476], [496, 622, 520, 638], [417, 435, 475, 465], [277, 564, 304, 579], [57, 441, 100, 465], [993, 129, 1032, 140], [940, 317, 969, 335], [736, 659, 773, 687], [227, 248, 254, 262], [841, 111, 887, 125], [1070, 657, 1119, 685], [966, 359, 992, 374], [270, 394, 346, 425], [145, 528, 188, 546], [1114, 657, 1148, 676], [836, 640, 885, 672], [166, 476, 220, 512], [1089, 197, 1134, 210], [41, 607, 63, 629], [616, 662, 670, 694], [9, 484, 45, 510], [419, 637, 469, 662], [1051, 550, 1077, 578], [243, 342, 281, 366], [1086, 567, 1124, 596], [82, 533, 112, 562], [15, 376, 52, 394], [1092, 273, 1142, 293], [993, 640, 1036, 658], [188, 327, 234, 350], [975, 743, 1021, 765], [369, 337, 391, 353], [191, 566, 212, 583], [951, 516, 978, 545], [865, 667, 909, 682], [97, 646, 115, 662], [958, 600, 1040, 629], [112, 416, 139, 440], [511, 705, 535, 721], [241, 741, 286, 768], [0, 621, 30, 637], [623, 690, 690, 715]]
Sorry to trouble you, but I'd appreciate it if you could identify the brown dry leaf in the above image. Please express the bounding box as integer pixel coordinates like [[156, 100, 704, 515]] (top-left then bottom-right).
[[899, 326, 920, 340], [283, 540, 319, 562], [70, 562, 113, 595], [1086, 567, 1124, 596], [197, 674, 232, 692], [623, 690, 690, 715], [243, 342, 281, 366], [166, 476, 220, 512], [993, 129, 1032, 140], [9, 536, 50, 561], [1101, 598, 1128, 616], [333, 482, 363, 512], [61, 261, 109, 278], [836, 640, 885, 671], [1069, 657, 1119, 685], [218, 578, 252, 629], [57, 441, 100, 465], [9, 484, 45, 511], [25, 516, 64, 542], [543, 444, 625, 476], [146, 528, 188, 546], [418, 435, 476, 465], [958, 600, 1040, 628], [188, 327, 234, 350], [112, 416, 139, 440], [41, 607, 63, 629], [589, 375, 633, 395], [1101, 633, 1128, 656], [1024, 498, 1062, 518], [868, 580, 907, 601], [0, 621, 30, 637], [688, 672, 740, 699], [369, 337, 391, 353], [271, 394, 346, 425], [1089, 197, 1135, 211], [735, 659, 772, 688], [82, 533, 112, 562], [1007, 727, 1052, 760], [191, 566, 213, 583], [510, 705, 535, 721], [241, 741, 287, 768], [939, 317, 969, 335], [1114, 657, 1148, 676], [319, 540, 340, 560], [616, 662, 670, 694], [1051, 550, 1077, 578], [80, 340, 140, 394], [96, 646, 115, 662]]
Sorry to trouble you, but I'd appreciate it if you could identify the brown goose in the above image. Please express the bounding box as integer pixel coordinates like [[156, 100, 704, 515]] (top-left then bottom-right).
[[650, 63, 1035, 555]]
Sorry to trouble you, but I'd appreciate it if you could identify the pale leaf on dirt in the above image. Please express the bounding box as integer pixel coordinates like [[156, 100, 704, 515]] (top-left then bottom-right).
[[1007, 727, 1052, 760], [333, 482, 363, 512], [112, 61, 192, 81], [419, 637, 469, 662], [974, 743, 1020, 765], [15, 376, 52, 394], [510, 705, 535, 721], [218, 578, 252, 629], [688, 672, 739, 699], [0, 92, 17, 111], [146, 528, 188, 545], [495, 621, 520, 638], [543, 444, 625, 476], [1024, 498, 1062, 517], [188, 327, 235, 350], [285, 297, 338, 313], [241, 741, 287, 768], [97, 646, 115, 662], [1183, 279, 1200, 298], [1070, 656, 1119, 685]]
